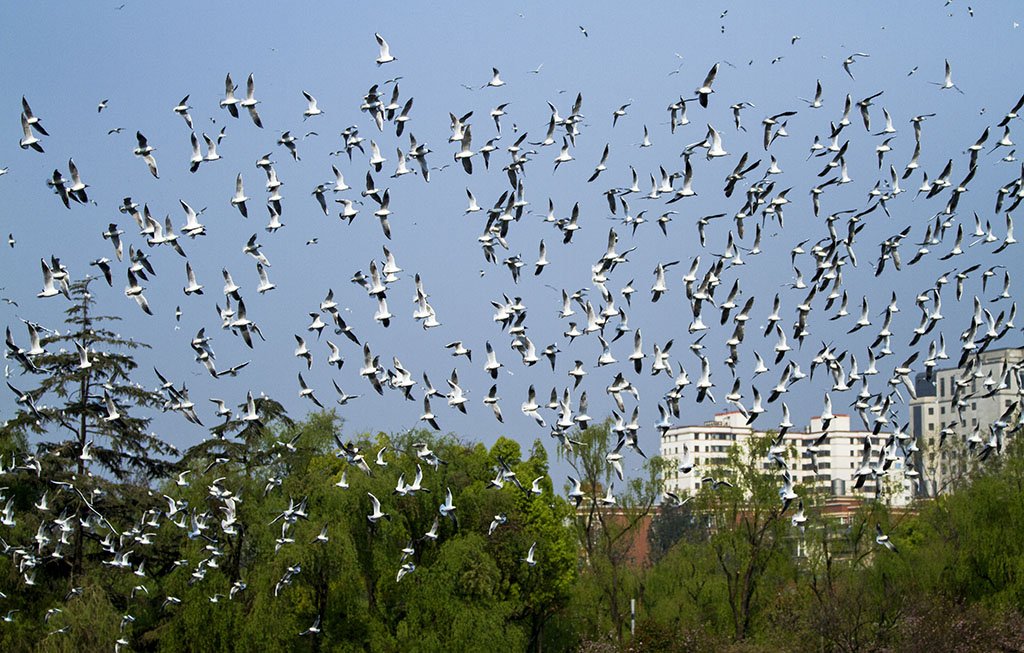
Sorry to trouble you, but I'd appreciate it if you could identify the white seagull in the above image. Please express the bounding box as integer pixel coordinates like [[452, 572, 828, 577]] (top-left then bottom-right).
[[375, 33, 396, 65]]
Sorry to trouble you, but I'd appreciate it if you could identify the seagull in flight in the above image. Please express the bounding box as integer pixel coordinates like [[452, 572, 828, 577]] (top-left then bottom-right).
[[303, 91, 323, 119], [930, 59, 964, 93], [875, 523, 899, 553], [485, 68, 506, 88], [843, 52, 870, 80], [375, 33, 396, 65], [521, 541, 537, 566], [367, 492, 390, 523]]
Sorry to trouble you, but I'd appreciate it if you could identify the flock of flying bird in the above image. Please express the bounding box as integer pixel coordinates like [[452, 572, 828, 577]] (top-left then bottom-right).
[[3, 21, 1024, 644]]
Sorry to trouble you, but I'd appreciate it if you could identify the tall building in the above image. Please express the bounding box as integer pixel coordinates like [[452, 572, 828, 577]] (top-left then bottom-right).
[[911, 346, 1023, 494], [660, 411, 914, 506]]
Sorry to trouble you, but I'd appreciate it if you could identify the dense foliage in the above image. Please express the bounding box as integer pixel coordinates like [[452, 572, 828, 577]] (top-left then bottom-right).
[[2, 404, 1023, 651], [1, 308, 1023, 651]]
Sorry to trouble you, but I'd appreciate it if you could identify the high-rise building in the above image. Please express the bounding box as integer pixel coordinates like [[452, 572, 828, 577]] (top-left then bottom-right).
[[911, 346, 1023, 494]]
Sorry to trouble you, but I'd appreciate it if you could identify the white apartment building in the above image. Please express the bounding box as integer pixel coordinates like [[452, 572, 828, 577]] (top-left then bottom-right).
[[660, 412, 914, 506]]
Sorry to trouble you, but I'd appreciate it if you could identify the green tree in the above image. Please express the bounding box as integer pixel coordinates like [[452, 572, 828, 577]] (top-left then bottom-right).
[[0, 277, 181, 652], [801, 500, 902, 652], [647, 497, 708, 563], [3, 277, 175, 483], [560, 419, 667, 646], [2, 277, 176, 584], [693, 432, 798, 642]]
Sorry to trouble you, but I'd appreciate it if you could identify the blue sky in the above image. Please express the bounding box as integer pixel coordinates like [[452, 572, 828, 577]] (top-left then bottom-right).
[[1, 1, 1021, 484]]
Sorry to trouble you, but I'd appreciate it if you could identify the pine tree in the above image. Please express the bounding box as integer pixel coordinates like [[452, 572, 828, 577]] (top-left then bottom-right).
[[2, 276, 176, 577], [4, 277, 175, 480]]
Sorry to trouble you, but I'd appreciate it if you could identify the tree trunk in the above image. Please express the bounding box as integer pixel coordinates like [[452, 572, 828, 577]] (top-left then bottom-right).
[[72, 302, 91, 583], [608, 565, 622, 642]]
